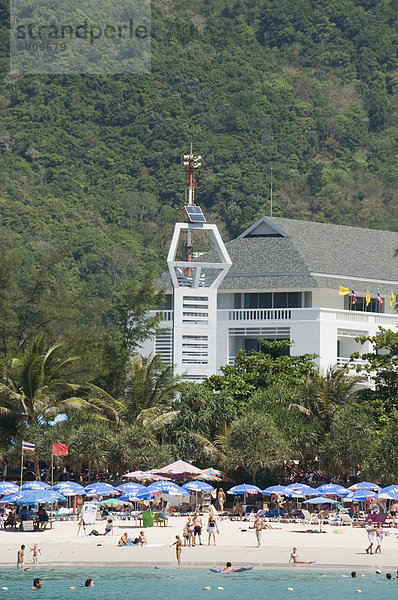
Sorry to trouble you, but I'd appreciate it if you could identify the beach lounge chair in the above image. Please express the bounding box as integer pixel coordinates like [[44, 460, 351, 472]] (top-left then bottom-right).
[[153, 512, 168, 526], [339, 513, 353, 526]]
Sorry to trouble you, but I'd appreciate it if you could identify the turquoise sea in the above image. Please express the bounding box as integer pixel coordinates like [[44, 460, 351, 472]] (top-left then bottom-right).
[[2, 567, 397, 600]]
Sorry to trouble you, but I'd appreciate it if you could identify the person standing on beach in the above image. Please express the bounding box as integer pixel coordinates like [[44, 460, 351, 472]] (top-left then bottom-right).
[[207, 513, 219, 545], [365, 521, 375, 554], [374, 524, 383, 554], [170, 535, 182, 566], [17, 545, 25, 569], [193, 514, 203, 546], [250, 515, 264, 547], [30, 543, 41, 564], [218, 489, 226, 513]]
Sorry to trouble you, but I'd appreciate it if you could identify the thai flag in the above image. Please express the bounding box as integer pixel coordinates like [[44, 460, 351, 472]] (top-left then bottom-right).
[[22, 440, 35, 452], [351, 290, 357, 305], [377, 292, 384, 305]]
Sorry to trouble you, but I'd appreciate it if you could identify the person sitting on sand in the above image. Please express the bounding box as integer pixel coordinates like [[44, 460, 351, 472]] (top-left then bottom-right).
[[289, 547, 315, 564], [223, 562, 233, 573], [118, 532, 130, 546], [138, 531, 147, 546]]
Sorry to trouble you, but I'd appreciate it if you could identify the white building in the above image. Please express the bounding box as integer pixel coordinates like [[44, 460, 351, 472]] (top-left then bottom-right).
[[142, 215, 398, 381]]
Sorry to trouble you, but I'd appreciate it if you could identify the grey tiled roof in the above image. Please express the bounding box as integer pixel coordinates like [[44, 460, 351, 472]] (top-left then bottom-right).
[[219, 217, 398, 293], [158, 217, 398, 295]]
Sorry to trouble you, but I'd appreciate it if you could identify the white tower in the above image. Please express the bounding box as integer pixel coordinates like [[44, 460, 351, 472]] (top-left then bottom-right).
[[167, 149, 231, 380]]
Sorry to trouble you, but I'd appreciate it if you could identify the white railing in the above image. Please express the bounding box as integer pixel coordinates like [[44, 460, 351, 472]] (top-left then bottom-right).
[[225, 308, 292, 321], [336, 357, 367, 368]]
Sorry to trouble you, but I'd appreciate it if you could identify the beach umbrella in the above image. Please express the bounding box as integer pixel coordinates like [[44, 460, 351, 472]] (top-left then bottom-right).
[[316, 483, 350, 496], [116, 482, 147, 494], [304, 496, 339, 505], [21, 481, 52, 490], [349, 481, 381, 491], [85, 482, 119, 496], [0, 482, 19, 495], [147, 481, 190, 496], [53, 482, 86, 496], [152, 459, 202, 481], [262, 485, 289, 495], [194, 468, 232, 482], [343, 490, 377, 501], [378, 485, 398, 495], [285, 483, 319, 496], [96, 498, 131, 506], [122, 470, 167, 482], [182, 481, 214, 492], [378, 490, 398, 500], [119, 490, 152, 502], [227, 484, 262, 495], [4, 489, 66, 505]]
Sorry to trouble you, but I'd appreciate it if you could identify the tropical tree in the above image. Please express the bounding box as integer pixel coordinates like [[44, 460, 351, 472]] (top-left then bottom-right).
[[125, 353, 182, 429], [224, 411, 289, 484], [0, 336, 125, 436], [290, 366, 364, 441]]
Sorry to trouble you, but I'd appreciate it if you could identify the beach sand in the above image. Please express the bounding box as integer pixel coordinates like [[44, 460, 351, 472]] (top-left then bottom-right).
[[1, 516, 397, 570]]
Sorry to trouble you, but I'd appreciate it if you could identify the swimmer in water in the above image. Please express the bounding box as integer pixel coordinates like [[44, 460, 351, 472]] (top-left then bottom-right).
[[223, 562, 234, 573], [85, 578, 94, 587], [351, 571, 357, 578], [289, 547, 315, 564], [31, 578, 43, 590]]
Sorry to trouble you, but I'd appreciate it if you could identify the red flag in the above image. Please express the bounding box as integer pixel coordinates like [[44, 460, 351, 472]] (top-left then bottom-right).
[[52, 443, 68, 456]]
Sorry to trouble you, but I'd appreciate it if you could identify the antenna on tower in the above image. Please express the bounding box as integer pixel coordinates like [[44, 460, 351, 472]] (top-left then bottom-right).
[[181, 145, 203, 276], [270, 166, 273, 217]]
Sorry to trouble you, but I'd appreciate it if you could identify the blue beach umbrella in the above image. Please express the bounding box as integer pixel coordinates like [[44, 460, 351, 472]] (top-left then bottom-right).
[[227, 484, 262, 495], [85, 482, 119, 496], [182, 481, 214, 493], [148, 482, 190, 496], [119, 489, 153, 501], [262, 485, 289, 495], [21, 481, 52, 490], [304, 496, 339, 505], [285, 483, 319, 496], [53, 482, 86, 496], [349, 481, 381, 491], [0, 482, 19, 495], [378, 484, 398, 495], [316, 483, 350, 496], [116, 482, 147, 494], [378, 490, 398, 500], [343, 490, 377, 501], [4, 489, 66, 505]]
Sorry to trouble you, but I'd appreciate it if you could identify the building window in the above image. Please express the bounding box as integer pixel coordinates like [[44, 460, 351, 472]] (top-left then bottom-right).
[[244, 292, 302, 309], [344, 295, 384, 313]]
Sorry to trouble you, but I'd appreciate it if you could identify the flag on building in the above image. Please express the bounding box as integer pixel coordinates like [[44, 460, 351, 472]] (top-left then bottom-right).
[[351, 290, 357, 305], [52, 443, 68, 456], [339, 286, 349, 295], [377, 292, 384, 305], [390, 291, 395, 307], [22, 440, 35, 452], [365, 289, 371, 306]]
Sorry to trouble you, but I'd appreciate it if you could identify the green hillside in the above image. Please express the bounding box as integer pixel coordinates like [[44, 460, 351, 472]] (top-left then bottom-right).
[[0, 0, 398, 372]]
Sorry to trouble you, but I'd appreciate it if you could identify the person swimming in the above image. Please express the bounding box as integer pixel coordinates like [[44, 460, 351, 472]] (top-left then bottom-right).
[[84, 578, 94, 587], [223, 562, 233, 573], [31, 578, 42, 590]]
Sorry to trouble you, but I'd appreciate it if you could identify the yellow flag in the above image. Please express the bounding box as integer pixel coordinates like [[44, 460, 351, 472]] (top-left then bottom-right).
[[390, 291, 395, 307], [339, 286, 349, 296], [366, 289, 370, 306]]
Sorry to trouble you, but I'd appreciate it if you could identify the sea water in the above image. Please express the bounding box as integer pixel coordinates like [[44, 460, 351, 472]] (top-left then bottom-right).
[[1, 567, 397, 600]]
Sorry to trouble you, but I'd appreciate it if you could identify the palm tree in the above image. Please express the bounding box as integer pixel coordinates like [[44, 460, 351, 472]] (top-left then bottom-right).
[[0, 336, 125, 431], [125, 354, 182, 430]]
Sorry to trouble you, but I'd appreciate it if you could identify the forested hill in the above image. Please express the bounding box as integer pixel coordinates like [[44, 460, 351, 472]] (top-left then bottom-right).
[[0, 0, 397, 364]]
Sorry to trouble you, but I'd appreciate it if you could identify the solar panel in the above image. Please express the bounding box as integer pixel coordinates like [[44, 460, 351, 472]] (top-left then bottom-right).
[[185, 205, 206, 223]]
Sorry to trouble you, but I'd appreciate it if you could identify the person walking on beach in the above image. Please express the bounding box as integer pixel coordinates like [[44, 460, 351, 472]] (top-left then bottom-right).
[[207, 513, 219, 545], [250, 515, 264, 547], [365, 521, 375, 554], [17, 545, 25, 569], [170, 535, 182, 566], [374, 524, 383, 554], [289, 547, 315, 564], [30, 543, 41, 564], [193, 514, 203, 545]]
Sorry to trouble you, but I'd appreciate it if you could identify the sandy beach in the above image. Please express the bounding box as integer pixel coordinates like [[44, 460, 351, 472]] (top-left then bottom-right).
[[1, 516, 398, 571]]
